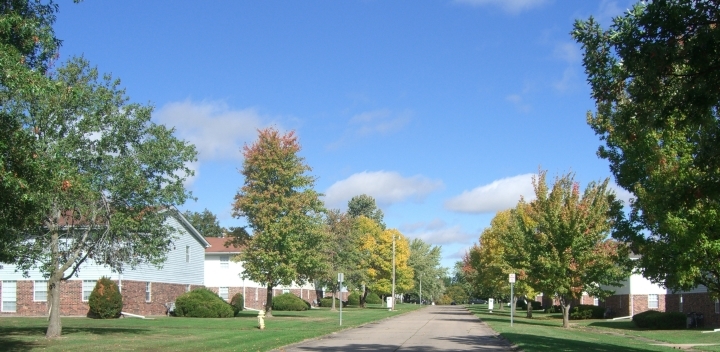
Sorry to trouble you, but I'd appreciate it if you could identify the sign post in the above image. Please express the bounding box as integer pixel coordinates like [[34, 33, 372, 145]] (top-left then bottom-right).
[[338, 273, 344, 326], [509, 273, 516, 327]]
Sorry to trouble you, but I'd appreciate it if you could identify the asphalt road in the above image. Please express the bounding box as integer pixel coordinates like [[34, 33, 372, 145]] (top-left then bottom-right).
[[275, 305, 515, 351]]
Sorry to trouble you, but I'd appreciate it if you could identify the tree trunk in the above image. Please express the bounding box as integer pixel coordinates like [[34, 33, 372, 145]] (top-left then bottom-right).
[[360, 286, 368, 308], [526, 298, 533, 319], [331, 289, 337, 311], [560, 296, 571, 328], [314, 284, 323, 307], [46, 232, 62, 338], [265, 285, 273, 317]]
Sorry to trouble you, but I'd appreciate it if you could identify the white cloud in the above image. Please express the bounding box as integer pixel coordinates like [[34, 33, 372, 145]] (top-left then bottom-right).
[[324, 171, 443, 209], [595, 0, 627, 26], [505, 94, 531, 112], [455, 0, 549, 14], [448, 245, 472, 260], [445, 173, 536, 213], [402, 219, 475, 245], [553, 67, 577, 92], [350, 109, 411, 136], [154, 100, 275, 162], [553, 42, 581, 64]]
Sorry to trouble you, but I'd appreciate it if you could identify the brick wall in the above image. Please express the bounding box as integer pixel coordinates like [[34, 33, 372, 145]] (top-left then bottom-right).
[[601, 294, 630, 317], [0, 280, 200, 317], [206, 286, 329, 310], [667, 293, 720, 328]]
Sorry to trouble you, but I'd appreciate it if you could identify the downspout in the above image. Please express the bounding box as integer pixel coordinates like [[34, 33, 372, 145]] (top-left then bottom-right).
[[629, 275, 633, 317]]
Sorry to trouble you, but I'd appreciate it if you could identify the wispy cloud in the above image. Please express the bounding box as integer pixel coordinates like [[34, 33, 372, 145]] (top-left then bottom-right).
[[324, 171, 443, 209], [608, 182, 635, 206], [154, 100, 276, 162], [455, 0, 550, 14], [445, 173, 536, 213], [505, 94, 531, 112], [350, 109, 412, 136], [402, 219, 475, 245], [553, 42, 581, 64], [553, 67, 577, 92]]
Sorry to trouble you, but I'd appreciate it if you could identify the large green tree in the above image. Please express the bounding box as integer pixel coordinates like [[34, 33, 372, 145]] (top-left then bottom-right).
[[184, 208, 224, 237], [408, 238, 446, 304], [0, 0, 61, 261], [12, 57, 196, 338], [510, 171, 631, 328], [573, 0, 720, 298], [232, 128, 326, 317], [347, 194, 385, 229], [316, 209, 361, 310]]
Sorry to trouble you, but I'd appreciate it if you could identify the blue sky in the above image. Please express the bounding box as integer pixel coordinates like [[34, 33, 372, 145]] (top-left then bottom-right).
[[54, 0, 636, 268]]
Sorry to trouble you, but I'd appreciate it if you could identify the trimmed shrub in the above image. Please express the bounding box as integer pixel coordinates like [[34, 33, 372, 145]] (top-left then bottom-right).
[[230, 293, 244, 316], [174, 288, 234, 318], [516, 299, 527, 310], [320, 297, 343, 308], [544, 305, 562, 313], [272, 293, 308, 311], [570, 305, 605, 320], [366, 292, 382, 304], [530, 301, 543, 310], [347, 292, 360, 306], [88, 276, 123, 319], [633, 310, 686, 330]]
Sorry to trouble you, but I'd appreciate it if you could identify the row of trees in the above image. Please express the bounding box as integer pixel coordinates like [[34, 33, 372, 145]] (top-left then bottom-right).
[[464, 170, 632, 328], [227, 128, 447, 315], [1, 1, 197, 338]]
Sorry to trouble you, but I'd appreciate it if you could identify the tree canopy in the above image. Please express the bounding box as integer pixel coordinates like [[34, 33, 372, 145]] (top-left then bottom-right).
[[573, 0, 720, 296], [347, 194, 385, 229], [232, 128, 326, 316], [408, 238, 446, 303], [184, 208, 225, 237]]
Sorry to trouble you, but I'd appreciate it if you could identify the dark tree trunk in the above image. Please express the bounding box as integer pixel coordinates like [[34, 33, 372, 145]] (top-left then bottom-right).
[[265, 285, 274, 317], [360, 286, 368, 308], [526, 298, 533, 319], [331, 289, 337, 311], [560, 296, 571, 328]]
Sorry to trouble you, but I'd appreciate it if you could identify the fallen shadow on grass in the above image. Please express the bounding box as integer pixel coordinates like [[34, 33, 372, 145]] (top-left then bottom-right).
[[289, 342, 510, 351], [500, 332, 661, 352], [0, 337, 39, 352], [0, 326, 151, 337], [473, 315, 562, 328]]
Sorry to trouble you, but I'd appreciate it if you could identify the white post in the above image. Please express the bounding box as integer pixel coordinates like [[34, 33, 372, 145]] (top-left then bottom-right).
[[419, 278, 422, 305]]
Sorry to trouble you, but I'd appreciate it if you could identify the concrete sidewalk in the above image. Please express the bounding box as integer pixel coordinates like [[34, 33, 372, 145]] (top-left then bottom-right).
[[275, 305, 515, 351]]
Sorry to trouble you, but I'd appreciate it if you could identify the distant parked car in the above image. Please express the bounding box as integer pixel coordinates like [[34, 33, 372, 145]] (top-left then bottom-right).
[[469, 298, 487, 304], [450, 301, 457, 305]]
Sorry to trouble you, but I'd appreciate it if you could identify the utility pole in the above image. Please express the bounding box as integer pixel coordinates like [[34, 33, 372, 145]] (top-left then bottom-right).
[[392, 233, 396, 311]]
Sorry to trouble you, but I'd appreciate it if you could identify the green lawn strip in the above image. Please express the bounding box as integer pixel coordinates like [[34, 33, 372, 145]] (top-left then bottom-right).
[[466, 305, 720, 352], [0, 303, 424, 351]]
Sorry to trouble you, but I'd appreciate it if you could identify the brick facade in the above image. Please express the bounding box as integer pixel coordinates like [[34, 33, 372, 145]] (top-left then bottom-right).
[[600, 294, 666, 317], [667, 293, 720, 328], [205, 286, 349, 310], [0, 280, 200, 317]]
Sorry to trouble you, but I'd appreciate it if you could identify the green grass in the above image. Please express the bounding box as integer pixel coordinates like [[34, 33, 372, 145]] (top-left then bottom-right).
[[466, 304, 720, 352], [0, 303, 424, 351]]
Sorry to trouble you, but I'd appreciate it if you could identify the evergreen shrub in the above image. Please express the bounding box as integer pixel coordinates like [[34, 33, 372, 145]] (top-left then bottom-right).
[[230, 292, 244, 316], [366, 292, 382, 304], [88, 276, 123, 319], [633, 310, 686, 329], [569, 305, 605, 320], [320, 297, 343, 308], [272, 293, 309, 311], [174, 288, 234, 318], [530, 301, 543, 310], [347, 291, 360, 306]]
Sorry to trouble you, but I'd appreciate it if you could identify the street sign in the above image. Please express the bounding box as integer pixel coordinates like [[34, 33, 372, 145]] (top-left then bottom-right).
[[509, 273, 516, 283], [338, 273, 344, 282]]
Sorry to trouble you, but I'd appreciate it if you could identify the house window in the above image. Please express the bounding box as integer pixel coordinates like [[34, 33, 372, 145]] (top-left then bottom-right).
[[34, 281, 48, 302], [219, 287, 229, 300], [145, 282, 152, 302], [283, 289, 289, 294], [648, 294, 659, 309], [82, 280, 96, 301], [186, 284, 191, 292], [220, 255, 229, 269], [593, 297, 599, 306], [1, 281, 17, 312], [185, 246, 190, 263]]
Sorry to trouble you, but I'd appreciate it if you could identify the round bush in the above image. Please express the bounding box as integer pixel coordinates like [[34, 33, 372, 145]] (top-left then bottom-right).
[[272, 293, 308, 311], [174, 288, 234, 318], [347, 292, 360, 306], [230, 292, 244, 316], [366, 292, 382, 304], [88, 276, 123, 319], [320, 297, 343, 308], [633, 310, 686, 329], [570, 305, 606, 320]]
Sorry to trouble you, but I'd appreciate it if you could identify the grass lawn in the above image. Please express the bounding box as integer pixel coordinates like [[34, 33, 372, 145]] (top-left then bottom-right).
[[466, 304, 720, 352], [0, 303, 424, 351]]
